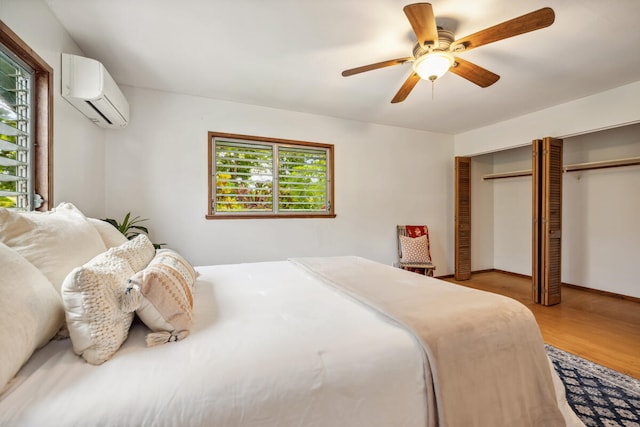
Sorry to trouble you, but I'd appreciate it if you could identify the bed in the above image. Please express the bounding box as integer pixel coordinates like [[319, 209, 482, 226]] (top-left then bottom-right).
[[0, 204, 584, 426]]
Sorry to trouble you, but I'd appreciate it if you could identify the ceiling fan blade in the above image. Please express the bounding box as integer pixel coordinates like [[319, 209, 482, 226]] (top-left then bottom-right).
[[449, 57, 500, 88], [342, 57, 414, 77], [451, 7, 555, 52], [391, 72, 421, 103], [403, 3, 439, 47]]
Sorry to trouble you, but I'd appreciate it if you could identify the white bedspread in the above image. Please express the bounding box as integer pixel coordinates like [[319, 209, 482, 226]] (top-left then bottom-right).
[[292, 256, 585, 427], [0, 261, 428, 426]]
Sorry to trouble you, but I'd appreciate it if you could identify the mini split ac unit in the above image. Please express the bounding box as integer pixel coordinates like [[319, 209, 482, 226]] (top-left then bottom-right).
[[61, 53, 129, 129]]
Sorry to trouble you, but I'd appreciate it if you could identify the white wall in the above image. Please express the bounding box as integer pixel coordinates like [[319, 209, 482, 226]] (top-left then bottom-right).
[[105, 86, 455, 271], [470, 154, 494, 271], [454, 81, 640, 157], [562, 125, 640, 297], [490, 146, 532, 276], [0, 0, 107, 217]]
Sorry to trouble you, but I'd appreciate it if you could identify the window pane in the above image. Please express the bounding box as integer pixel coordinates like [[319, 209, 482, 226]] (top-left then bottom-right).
[[214, 140, 274, 212], [278, 146, 327, 212], [0, 47, 31, 210], [209, 132, 334, 218]]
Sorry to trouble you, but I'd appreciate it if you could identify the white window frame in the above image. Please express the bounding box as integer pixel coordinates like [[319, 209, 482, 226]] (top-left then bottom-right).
[[207, 132, 335, 219]]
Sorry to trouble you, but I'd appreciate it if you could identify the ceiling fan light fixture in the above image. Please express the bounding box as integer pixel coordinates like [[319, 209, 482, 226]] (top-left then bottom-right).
[[413, 51, 454, 81]]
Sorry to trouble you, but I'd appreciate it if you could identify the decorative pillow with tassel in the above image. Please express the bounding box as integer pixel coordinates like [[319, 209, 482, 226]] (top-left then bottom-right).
[[123, 249, 197, 346]]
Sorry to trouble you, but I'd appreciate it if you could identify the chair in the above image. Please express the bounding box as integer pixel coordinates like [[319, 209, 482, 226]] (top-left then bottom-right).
[[397, 225, 436, 277]]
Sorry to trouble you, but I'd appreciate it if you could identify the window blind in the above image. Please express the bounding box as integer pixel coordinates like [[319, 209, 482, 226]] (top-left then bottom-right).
[[278, 146, 327, 212], [213, 137, 331, 215], [215, 141, 274, 212], [0, 47, 32, 211]]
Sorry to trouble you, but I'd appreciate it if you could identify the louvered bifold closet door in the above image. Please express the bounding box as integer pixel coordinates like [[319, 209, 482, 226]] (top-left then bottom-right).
[[532, 137, 563, 305], [532, 140, 542, 303], [455, 157, 471, 280]]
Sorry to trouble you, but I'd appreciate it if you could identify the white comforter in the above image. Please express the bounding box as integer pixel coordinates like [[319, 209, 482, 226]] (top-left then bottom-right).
[[0, 261, 428, 426]]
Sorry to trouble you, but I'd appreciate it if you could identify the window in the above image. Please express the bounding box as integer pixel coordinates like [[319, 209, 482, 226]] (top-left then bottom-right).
[[0, 22, 52, 211], [208, 132, 335, 219]]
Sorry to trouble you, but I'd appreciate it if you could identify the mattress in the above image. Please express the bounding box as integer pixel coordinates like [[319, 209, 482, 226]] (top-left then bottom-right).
[[0, 261, 428, 426]]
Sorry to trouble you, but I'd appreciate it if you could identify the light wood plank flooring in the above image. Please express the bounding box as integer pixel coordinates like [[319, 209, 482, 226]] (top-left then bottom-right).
[[444, 271, 640, 379]]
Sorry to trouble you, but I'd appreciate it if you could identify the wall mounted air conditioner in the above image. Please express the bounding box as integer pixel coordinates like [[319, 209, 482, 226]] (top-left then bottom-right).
[[61, 53, 129, 129]]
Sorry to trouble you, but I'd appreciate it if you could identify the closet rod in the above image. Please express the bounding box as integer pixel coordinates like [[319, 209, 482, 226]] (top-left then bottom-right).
[[563, 156, 640, 172], [482, 169, 532, 180], [482, 156, 640, 180]]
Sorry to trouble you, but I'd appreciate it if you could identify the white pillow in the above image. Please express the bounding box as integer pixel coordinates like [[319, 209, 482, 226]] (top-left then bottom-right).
[[0, 243, 64, 391], [0, 203, 107, 293], [399, 234, 431, 263], [125, 249, 197, 346], [62, 236, 156, 365], [87, 217, 129, 249]]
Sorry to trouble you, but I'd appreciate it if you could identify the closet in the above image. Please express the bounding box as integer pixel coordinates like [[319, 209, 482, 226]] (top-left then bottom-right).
[[454, 123, 640, 301]]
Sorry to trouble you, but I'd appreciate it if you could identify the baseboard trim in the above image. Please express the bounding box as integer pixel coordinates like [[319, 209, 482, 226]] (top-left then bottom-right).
[[478, 269, 640, 303], [437, 268, 494, 280], [473, 268, 501, 275], [561, 282, 640, 303]]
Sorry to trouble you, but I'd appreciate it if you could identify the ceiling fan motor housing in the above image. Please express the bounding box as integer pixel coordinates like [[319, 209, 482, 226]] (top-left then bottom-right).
[[412, 28, 456, 57]]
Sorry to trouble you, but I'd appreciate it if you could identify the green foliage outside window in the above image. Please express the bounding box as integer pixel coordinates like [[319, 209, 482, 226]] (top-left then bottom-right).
[[278, 147, 327, 212], [215, 143, 273, 211], [0, 46, 30, 210], [214, 139, 329, 215], [0, 125, 23, 209]]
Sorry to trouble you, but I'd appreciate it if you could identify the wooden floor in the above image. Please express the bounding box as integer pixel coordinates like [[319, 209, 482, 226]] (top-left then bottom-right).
[[444, 271, 640, 379]]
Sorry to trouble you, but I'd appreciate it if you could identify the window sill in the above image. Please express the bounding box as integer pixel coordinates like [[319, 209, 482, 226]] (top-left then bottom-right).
[[205, 213, 337, 220]]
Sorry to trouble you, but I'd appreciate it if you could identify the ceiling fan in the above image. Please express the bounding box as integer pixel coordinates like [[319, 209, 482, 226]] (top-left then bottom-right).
[[342, 3, 555, 103]]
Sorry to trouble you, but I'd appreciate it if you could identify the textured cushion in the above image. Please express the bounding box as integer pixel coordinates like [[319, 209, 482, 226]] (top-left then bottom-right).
[[399, 234, 431, 263], [111, 234, 157, 272], [87, 218, 129, 249], [0, 243, 64, 391], [0, 203, 107, 293], [61, 236, 156, 365], [125, 249, 196, 346]]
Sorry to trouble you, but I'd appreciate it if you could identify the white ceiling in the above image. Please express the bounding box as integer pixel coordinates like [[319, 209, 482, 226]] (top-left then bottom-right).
[[45, 0, 640, 135]]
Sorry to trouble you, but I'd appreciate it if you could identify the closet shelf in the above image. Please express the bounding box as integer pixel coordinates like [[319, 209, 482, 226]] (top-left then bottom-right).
[[482, 156, 640, 180]]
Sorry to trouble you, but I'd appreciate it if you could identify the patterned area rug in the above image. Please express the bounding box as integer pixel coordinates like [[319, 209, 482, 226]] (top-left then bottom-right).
[[546, 344, 640, 427]]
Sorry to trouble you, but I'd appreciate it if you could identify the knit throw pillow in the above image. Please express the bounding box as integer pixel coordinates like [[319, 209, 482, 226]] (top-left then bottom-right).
[[123, 249, 197, 347], [111, 234, 157, 272], [61, 235, 156, 365], [399, 234, 431, 263]]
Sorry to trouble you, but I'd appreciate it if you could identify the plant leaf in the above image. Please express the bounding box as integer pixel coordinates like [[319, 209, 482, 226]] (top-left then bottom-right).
[[129, 225, 149, 234], [102, 218, 118, 228], [103, 212, 163, 246]]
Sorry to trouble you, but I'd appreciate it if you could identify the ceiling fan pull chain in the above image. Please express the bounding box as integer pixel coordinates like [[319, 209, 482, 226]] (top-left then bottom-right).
[[430, 76, 435, 100]]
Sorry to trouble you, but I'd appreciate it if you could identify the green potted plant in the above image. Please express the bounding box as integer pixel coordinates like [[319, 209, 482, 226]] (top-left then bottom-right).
[[102, 212, 164, 249]]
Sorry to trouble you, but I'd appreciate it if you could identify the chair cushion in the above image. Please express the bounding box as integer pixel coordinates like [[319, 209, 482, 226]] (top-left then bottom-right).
[[399, 234, 432, 263]]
